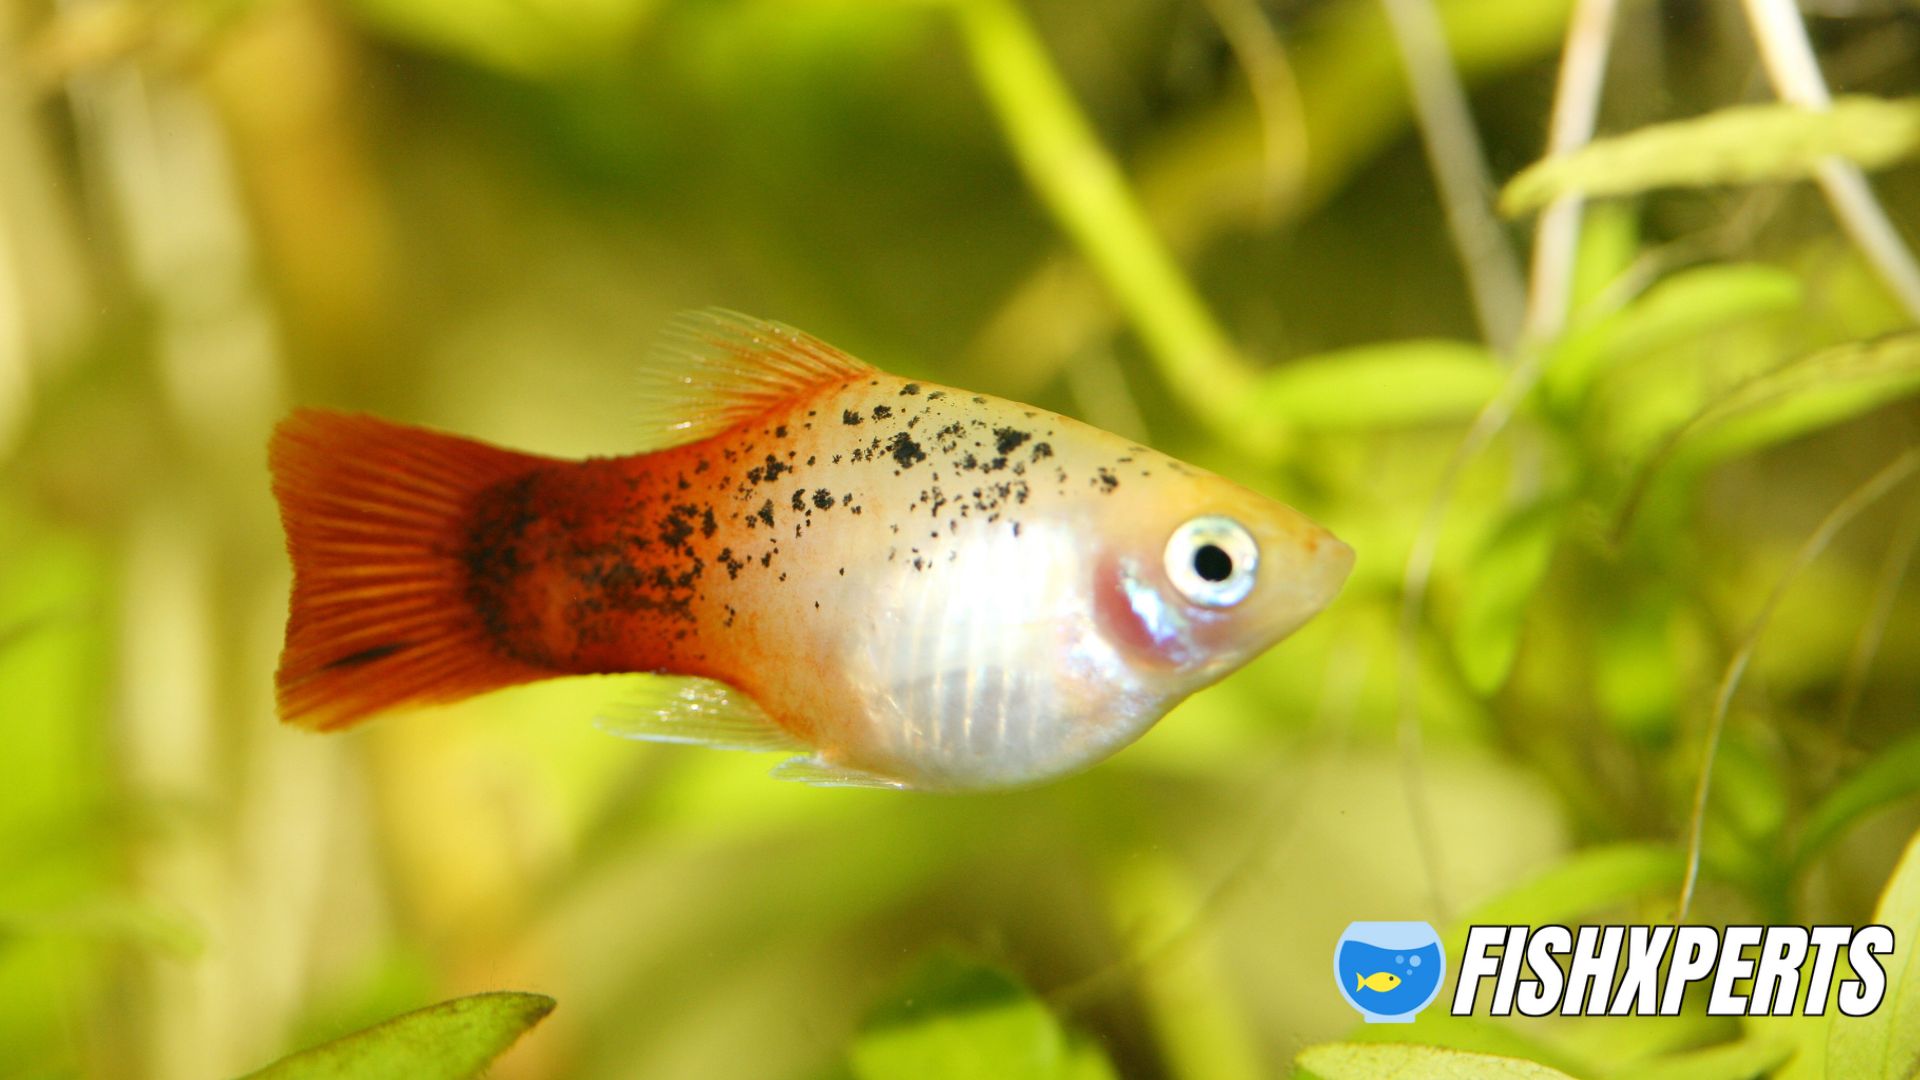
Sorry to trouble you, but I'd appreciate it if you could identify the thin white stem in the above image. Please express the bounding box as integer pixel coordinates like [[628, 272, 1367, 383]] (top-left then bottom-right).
[[1377, 0, 1527, 355], [1388, 0, 1620, 926], [1522, 0, 1619, 344], [1199, 0, 1309, 223], [1394, 341, 1549, 921], [1740, 0, 1920, 321], [1674, 447, 1920, 920]]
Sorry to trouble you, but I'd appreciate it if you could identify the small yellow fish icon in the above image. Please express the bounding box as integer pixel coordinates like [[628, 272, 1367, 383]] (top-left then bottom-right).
[[1355, 971, 1401, 993]]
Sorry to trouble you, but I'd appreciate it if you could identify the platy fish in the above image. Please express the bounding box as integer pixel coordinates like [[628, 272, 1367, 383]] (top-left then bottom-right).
[[1355, 972, 1402, 993], [271, 311, 1352, 791]]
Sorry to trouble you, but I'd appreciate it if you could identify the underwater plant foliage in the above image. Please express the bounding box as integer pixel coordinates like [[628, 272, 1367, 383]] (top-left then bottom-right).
[[2, 0, 1919, 1076]]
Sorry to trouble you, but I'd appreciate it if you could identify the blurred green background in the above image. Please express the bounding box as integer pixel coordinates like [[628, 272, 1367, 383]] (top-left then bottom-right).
[[3, 0, 1920, 1077]]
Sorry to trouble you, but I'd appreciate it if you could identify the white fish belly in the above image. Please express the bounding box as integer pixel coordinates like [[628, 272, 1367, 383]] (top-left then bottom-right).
[[832, 522, 1159, 789]]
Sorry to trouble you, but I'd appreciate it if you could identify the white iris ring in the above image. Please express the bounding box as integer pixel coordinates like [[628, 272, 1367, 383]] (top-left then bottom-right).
[[1164, 516, 1259, 608]]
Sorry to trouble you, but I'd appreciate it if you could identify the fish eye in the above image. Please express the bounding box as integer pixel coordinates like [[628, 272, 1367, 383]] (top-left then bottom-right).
[[1164, 516, 1258, 608]]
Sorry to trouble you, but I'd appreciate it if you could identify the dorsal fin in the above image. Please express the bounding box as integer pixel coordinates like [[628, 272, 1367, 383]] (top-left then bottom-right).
[[634, 309, 877, 449]]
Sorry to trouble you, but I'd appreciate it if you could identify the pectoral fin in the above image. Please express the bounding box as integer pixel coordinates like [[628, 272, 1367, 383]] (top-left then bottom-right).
[[769, 755, 909, 790]]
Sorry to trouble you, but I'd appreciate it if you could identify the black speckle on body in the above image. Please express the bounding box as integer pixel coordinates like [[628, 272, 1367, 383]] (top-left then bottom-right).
[[888, 432, 927, 469], [463, 473, 540, 643]]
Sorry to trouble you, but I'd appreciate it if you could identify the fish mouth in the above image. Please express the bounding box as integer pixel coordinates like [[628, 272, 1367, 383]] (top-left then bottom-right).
[[1246, 517, 1354, 646], [1302, 528, 1356, 611]]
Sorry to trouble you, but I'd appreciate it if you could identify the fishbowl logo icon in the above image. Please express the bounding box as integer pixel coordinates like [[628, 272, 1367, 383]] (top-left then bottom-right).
[[1334, 921, 1446, 1023]]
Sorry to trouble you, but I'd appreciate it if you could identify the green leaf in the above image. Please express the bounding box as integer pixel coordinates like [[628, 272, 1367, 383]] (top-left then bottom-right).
[[1296, 1042, 1577, 1080], [1672, 333, 1920, 467], [1794, 730, 1920, 869], [341, 0, 663, 75], [1452, 497, 1566, 694], [1251, 340, 1505, 431], [1614, 332, 1920, 538], [0, 898, 203, 959], [1455, 842, 1684, 930], [1544, 263, 1802, 412], [1593, 587, 1682, 742], [1566, 201, 1641, 319], [1444, 844, 1685, 979], [1826, 828, 1920, 1079], [1501, 97, 1920, 215], [237, 991, 556, 1080], [1623, 1035, 1795, 1080], [849, 953, 1114, 1080]]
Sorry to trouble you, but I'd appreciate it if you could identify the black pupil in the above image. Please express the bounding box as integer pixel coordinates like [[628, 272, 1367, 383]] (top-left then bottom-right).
[[1193, 544, 1233, 583]]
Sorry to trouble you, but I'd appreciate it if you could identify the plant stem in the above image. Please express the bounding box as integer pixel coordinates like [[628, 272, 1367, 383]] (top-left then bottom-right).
[[1675, 446, 1920, 920], [1198, 0, 1309, 225], [950, 0, 1281, 458], [1740, 0, 1920, 322], [1377, 0, 1528, 355], [1521, 0, 1618, 345], [1388, 0, 1617, 921]]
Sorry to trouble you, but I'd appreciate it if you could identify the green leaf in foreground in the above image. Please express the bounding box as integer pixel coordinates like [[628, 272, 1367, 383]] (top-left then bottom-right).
[[1825, 827, 1920, 1079], [236, 991, 556, 1080], [1624, 1035, 1794, 1080], [848, 952, 1115, 1080], [1296, 1042, 1577, 1080], [1500, 96, 1920, 215]]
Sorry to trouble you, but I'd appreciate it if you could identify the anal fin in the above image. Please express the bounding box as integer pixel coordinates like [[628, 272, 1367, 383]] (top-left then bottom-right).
[[595, 677, 801, 753]]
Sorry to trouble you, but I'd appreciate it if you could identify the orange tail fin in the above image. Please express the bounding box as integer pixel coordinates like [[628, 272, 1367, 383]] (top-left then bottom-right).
[[270, 409, 557, 731]]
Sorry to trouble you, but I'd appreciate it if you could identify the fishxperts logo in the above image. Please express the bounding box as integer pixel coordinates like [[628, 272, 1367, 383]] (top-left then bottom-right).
[[1334, 922, 1447, 1023], [1452, 925, 1895, 1017]]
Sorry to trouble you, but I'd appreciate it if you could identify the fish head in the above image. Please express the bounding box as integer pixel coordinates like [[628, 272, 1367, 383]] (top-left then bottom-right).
[[1087, 462, 1353, 700]]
